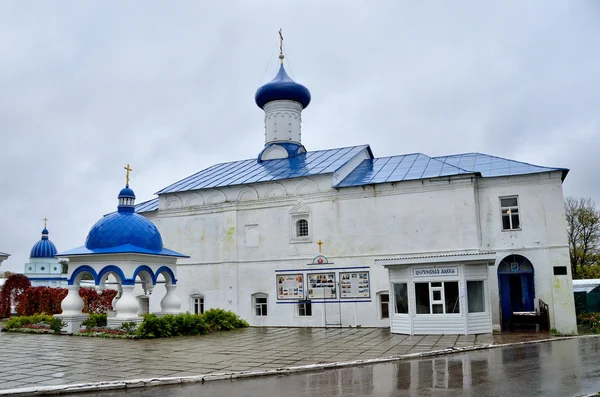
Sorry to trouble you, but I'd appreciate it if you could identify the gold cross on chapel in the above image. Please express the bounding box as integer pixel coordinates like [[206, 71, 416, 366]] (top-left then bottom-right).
[[317, 240, 323, 253], [124, 164, 133, 186], [279, 28, 285, 64], [43, 217, 48, 228]]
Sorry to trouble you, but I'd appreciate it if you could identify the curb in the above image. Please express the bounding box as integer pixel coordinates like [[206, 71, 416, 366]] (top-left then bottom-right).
[[0, 335, 587, 396]]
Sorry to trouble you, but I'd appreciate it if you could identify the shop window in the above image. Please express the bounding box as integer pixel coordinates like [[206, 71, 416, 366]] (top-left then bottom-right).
[[191, 295, 204, 314], [393, 284, 409, 314], [253, 293, 268, 316], [467, 281, 485, 313], [379, 293, 390, 318], [500, 196, 520, 230], [415, 282, 460, 314], [298, 300, 312, 316]]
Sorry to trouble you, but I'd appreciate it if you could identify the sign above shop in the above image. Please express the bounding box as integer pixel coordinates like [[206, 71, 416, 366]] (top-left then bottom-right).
[[412, 266, 459, 278]]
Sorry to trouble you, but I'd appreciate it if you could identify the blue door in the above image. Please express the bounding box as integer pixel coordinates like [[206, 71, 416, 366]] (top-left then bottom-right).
[[499, 275, 512, 330], [521, 274, 534, 311]]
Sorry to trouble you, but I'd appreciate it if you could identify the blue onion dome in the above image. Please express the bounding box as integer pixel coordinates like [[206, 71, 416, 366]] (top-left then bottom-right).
[[255, 64, 311, 109], [30, 228, 58, 258], [85, 185, 163, 252]]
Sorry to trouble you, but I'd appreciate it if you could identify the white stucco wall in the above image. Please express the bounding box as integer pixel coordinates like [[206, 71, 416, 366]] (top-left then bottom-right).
[[143, 169, 576, 333]]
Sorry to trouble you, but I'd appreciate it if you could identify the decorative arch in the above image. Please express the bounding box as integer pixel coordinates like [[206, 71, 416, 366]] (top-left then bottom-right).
[[497, 254, 534, 273], [132, 265, 157, 285], [97, 265, 131, 286], [68, 265, 98, 286], [265, 182, 286, 198], [294, 178, 319, 196], [237, 187, 259, 202], [208, 190, 227, 205], [155, 266, 177, 285], [165, 195, 183, 209], [185, 193, 205, 207]]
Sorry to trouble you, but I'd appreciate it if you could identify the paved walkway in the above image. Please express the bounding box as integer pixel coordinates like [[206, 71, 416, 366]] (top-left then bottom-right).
[[0, 328, 559, 391]]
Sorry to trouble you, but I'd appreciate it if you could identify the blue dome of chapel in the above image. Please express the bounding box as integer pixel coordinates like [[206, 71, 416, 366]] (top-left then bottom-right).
[[85, 185, 163, 252], [255, 64, 311, 109], [30, 228, 58, 258]]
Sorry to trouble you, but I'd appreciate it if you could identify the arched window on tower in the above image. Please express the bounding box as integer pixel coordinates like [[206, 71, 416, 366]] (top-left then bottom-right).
[[296, 219, 309, 237]]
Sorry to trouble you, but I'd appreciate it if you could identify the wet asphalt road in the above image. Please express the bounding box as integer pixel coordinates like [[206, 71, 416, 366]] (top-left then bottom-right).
[[76, 337, 600, 397]]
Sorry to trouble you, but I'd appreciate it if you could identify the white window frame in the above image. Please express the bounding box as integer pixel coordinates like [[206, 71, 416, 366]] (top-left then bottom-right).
[[190, 294, 204, 315], [500, 195, 521, 231], [466, 279, 487, 313], [289, 203, 311, 243], [415, 281, 461, 315], [253, 293, 268, 316], [377, 291, 390, 319]]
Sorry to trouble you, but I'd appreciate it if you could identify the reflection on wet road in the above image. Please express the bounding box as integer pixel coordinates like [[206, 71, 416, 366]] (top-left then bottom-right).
[[77, 337, 600, 397]]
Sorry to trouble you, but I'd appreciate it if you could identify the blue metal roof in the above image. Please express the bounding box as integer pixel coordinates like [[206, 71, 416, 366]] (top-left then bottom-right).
[[433, 153, 568, 179], [336, 152, 568, 187], [156, 145, 372, 194], [30, 228, 58, 259], [135, 198, 159, 213]]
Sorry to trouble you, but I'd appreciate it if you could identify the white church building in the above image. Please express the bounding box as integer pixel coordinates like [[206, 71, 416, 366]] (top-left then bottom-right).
[[92, 47, 575, 335]]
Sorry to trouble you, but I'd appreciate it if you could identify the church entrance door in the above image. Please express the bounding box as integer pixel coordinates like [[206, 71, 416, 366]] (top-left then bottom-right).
[[498, 255, 535, 330]]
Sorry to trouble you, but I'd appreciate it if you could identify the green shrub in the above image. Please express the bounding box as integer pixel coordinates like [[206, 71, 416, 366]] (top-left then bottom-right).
[[120, 321, 138, 333], [202, 308, 249, 331], [81, 313, 108, 328], [3, 314, 60, 332], [136, 310, 246, 338], [577, 312, 600, 334]]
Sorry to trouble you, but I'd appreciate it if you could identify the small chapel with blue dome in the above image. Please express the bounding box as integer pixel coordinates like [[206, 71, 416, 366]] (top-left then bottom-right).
[[23, 221, 67, 288], [56, 165, 189, 332]]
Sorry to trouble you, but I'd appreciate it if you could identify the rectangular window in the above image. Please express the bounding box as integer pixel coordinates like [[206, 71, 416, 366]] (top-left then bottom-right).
[[554, 266, 568, 276], [393, 284, 409, 314], [500, 196, 520, 230], [380, 293, 390, 319], [298, 300, 312, 316], [255, 296, 268, 316], [415, 283, 430, 314], [467, 281, 485, 313], [193, 297, 204, 314], [415, 282, 460, 314]]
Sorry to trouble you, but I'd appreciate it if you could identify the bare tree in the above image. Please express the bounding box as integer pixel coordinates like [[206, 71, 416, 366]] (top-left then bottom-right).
[[565, 197, 600, 278]]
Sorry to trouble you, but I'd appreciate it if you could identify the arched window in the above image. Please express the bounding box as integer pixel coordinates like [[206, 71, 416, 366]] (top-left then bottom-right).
[[498, 255, 534, 273], [252, 293, 268, 316], [190, 294, 204, 314], [296, 219, 309, 237]]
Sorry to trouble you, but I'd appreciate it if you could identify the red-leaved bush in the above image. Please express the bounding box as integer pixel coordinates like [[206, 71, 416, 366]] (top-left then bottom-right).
[[8, 284, 118, 317], [16, 286, 67, 316], [0, 274, 32, 317]]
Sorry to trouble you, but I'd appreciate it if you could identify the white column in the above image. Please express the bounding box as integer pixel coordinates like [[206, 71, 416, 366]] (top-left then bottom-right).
[[61, 285, 84, 315], [111, 284, 122, 312], [115, 285, 139, 319], [160, 285, 181, 314]]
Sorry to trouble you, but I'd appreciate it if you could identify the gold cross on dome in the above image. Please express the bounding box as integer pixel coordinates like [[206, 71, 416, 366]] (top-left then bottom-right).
[[43, 217, 48, 228], [124, 164, 133, 186], [278, 28, 284, 64], [317, 240, 323, 253]]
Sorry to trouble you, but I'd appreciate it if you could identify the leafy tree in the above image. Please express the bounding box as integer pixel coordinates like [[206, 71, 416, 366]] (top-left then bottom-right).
[[565, 197, 600, 278], [0, 274, 32, 317]]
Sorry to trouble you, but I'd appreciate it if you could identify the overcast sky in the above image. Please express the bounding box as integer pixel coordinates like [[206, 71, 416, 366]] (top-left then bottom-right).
[[0, 1, 598, 272]]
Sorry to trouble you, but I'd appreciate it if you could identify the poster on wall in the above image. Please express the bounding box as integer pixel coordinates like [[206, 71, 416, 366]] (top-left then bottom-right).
[[340, 271, 370, 298], [307, 273, 336, 299], [277, 274, 304, 299]]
